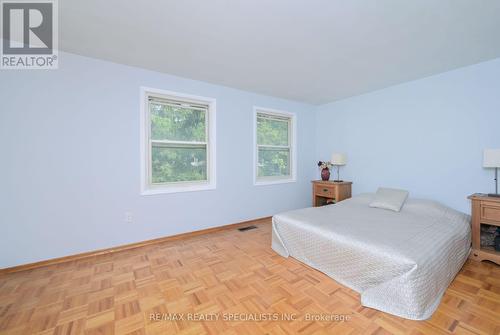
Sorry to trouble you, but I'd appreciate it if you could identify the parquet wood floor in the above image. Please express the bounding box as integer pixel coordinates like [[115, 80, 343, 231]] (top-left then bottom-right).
[[1, 220, 499, 335]]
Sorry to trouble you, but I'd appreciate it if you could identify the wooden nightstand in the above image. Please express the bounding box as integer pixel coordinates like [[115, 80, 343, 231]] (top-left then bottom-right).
[[312, 180, 352, 207], [468, 193, 500, 265]]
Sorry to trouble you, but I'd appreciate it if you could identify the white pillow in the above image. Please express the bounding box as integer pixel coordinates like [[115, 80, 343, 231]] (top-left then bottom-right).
[[369, 187, 409, 212]]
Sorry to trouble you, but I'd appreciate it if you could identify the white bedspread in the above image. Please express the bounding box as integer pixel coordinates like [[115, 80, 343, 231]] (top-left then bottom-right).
[[272, 194, 471, 320]]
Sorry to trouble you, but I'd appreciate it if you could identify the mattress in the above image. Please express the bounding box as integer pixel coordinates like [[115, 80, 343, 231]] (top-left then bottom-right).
[[272, 193, 471, 320]]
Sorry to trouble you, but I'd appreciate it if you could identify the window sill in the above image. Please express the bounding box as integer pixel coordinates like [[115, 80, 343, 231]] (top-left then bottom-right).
[[141, 183, 216, 195], [254, 178, 296, 186]]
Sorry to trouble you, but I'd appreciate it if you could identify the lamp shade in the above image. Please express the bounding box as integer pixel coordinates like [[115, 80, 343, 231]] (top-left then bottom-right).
[[484, 149, 500, 168], [331, 153, 347, 166]]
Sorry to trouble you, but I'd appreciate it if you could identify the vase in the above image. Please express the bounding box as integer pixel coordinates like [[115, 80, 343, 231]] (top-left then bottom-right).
[[321, 168, 330, 181]]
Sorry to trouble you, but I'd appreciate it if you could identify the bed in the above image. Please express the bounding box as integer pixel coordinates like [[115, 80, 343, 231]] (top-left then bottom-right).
[[272, 193, 471, 320]]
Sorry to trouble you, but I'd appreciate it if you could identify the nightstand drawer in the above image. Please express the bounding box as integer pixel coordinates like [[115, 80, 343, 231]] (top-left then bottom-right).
[[314, 184, 335, 198], [481, 202, 500, 223], [312, 181, 352, 207]]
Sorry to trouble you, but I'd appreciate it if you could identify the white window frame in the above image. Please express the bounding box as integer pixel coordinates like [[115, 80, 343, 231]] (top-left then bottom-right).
[[253, 106, 297, 186], [140, 87, 216, 195]]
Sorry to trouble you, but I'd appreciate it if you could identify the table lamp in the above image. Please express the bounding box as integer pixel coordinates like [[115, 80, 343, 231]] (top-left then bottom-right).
[[483, 149, 500, 197], [331, 153, 347, 182]]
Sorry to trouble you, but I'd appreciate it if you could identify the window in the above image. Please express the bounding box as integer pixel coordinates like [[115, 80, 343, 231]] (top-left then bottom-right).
[[254, 107, 296, 185], [141, 88, 216, 194]]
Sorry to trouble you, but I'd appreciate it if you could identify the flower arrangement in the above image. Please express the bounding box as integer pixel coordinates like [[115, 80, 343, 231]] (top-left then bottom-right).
[[317, 161, 332, 170], [318, 161, 332, 180]]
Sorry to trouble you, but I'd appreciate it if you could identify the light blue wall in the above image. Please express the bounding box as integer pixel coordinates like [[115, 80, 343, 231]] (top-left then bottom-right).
[[316, 58, 500, 213], [0, 52, 316, 268], [2, 52, 499, 269]]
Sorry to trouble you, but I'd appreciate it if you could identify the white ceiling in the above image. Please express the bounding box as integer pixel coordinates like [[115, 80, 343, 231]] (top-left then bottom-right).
[[60, 0, 500, 105]]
